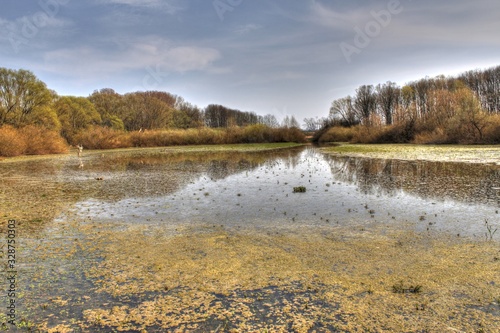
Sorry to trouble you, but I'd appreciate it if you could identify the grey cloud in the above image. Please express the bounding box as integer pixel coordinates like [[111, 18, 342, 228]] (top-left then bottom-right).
[[97, 0, 186, 14]]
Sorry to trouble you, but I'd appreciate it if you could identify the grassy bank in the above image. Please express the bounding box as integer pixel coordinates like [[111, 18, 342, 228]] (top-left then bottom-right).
[[322, 143, 500, 164]]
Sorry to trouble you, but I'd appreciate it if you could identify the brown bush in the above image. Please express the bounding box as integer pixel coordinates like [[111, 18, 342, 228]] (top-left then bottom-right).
[[412, 128, 452, 144], [370, 122, 416, 143], [127, 126, 305, 147], [20, 125, 68, 155], [73, 126, 130, 149], [0, 124, 304, 157], [129, 128, 228, 147], [239, 124, 269, 143], [482, 114, 500, 144], [0, 125, 68, 157], [318, 126, 357, 143], [0, 125, 27, 157], [351, 126, 379, 144], [279, 127, 307, 143]]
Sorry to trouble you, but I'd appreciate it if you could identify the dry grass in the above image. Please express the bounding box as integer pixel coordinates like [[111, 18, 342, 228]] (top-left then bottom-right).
[[483, 114, 500, 143], [412, 128, 452, 144], [129, 128, 226, 147], [21, 125, 69, 155], [72, 126, 131, 149], [317, 126, 357, 143], [0, 125, 28, 157], [77, 125, 306, 150], [320, 113, 500, 145], [0, 125, 306, 156], [0, 125, 68, 157]]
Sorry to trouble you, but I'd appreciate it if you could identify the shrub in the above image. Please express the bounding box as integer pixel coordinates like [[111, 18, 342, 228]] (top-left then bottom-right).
[[240, 124, 269, 143], [0, 125, 68, 157], [370, 121, 416, 143], [0, 124, 305, 156], [20, 125, 68, 155], [483, 114, 500, 144], [0, 125, 27, 157], [412, 128, 450, 144], [195, 128, 225, 145], [129, 128, 227, 147], [318, 126, 357, 143], [280, 127, 307, 143], [73, 126, 130, 149], [351, 126, 378, 143]]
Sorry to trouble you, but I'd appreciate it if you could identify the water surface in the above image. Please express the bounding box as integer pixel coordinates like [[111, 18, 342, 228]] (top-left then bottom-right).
[[63, 146, 500, 237]]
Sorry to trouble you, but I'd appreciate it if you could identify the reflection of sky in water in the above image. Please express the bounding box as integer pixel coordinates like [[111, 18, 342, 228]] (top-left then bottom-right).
[[64, 147, 500, 238]]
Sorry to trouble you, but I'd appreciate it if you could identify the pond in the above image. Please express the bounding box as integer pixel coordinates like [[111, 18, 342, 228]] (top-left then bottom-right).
[[63, 145, 499, 237], [1, 145, 499, 332]]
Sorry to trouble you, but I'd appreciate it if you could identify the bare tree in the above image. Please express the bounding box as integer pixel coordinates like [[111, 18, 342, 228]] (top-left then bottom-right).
[[330, 96, 357, 126], [354, 85, 377, 125], [376, 82, 399, 125], [261, 114, 280, 128]]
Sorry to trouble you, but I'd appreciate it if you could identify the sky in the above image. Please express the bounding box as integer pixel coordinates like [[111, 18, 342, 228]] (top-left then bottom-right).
[[1, 0, 500, 123]]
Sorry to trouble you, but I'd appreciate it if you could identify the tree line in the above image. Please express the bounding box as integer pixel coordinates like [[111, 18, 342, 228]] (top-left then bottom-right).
[[0, 67, 302, 145], [320, 65, 500, 144]]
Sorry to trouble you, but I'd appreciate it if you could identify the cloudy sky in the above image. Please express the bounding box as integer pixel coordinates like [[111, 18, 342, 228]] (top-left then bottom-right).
[[1, 0, 499, 122]]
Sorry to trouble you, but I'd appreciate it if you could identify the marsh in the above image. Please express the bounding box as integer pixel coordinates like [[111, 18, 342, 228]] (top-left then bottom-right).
[[1, 143, 499, 332]]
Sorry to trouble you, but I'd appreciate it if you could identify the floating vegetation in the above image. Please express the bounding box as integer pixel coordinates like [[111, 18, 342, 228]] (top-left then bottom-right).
[[392, 281, 423, 294], [293, 186, 307, 193]]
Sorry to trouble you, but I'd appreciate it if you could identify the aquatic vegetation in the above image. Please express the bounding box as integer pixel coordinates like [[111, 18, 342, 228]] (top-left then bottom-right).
[[293, 186, 307, 193], [323, 143, 500, 165], [392, 281, 423, 294]]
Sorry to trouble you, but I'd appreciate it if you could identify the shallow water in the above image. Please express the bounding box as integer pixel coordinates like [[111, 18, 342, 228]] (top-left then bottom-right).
[[61, 146, 500, 238], [1, 145, 499, 331]]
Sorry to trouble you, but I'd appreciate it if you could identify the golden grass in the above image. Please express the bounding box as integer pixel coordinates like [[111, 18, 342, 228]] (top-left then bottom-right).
[[72, 126, 131, 149], [0, 125, 27, 156], [75, 125, 306, 150], [0, 125, 68, 157], [317, 126, 357, 143], [0, 124, 306, 156], [319, 113, 500, 145]]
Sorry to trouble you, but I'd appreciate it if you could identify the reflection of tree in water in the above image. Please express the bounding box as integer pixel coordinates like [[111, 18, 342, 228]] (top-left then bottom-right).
[[326, 155, 500, 206], [205, 148, 304, 180], [0, 147, 306, 233]]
